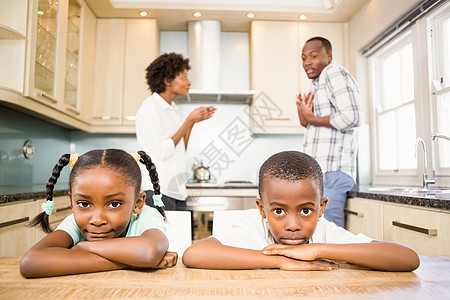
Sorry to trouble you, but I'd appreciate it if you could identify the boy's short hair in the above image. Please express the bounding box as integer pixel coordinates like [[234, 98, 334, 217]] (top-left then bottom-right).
[[258, 151, 323, 198]]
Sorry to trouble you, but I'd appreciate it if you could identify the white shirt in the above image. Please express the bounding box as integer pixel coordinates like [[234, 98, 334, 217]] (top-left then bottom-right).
[[136, 93, 188, 200], [212, 209, 372, 250]]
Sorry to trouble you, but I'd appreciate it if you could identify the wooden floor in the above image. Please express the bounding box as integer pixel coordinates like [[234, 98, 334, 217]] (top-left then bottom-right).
[[0, 256, 449, 299]]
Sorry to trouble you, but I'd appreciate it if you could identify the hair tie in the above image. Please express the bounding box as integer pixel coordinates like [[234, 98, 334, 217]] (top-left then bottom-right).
[[69, 153, 80, 167], [130, 152, 141, 162], [41, 200, 54, 215], [152, 194, 165, 207]]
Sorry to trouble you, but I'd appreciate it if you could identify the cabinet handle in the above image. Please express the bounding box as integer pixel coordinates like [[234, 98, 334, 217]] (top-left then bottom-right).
[[344, 209, 364, 217], [55, 206, 72, 213], [264, 117, 290, 121], [0, 217, 30, 229], [124, 115, 136, 121], [93, 116, 120, 120], [65, 107, 80, 115], [37, 92, 57, 103], [392, 221, 437, 236]]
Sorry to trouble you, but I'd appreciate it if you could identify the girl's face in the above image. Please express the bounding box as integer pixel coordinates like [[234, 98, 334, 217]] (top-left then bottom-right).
[[165, 69, 191, 96], [70, 166, 144, 241], [257, 178, 327, 245]]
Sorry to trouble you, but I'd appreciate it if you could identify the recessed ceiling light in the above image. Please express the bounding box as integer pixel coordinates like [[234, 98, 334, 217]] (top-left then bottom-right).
[[247, 13, 255, 19], [299, 15, 307, 20], [139, 11, 148, 17], [193, 12, 202, 17], [37, 10, 44, 15]]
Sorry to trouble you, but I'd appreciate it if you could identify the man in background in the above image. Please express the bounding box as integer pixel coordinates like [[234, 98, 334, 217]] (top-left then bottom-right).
[[296, 36, 362, 228]]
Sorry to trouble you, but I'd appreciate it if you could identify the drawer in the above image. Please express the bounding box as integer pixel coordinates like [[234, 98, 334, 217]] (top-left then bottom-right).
[[383, 203, 450, 255]]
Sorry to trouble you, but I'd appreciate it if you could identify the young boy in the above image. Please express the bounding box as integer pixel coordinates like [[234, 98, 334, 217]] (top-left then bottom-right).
[[182, 151, 420, 271]]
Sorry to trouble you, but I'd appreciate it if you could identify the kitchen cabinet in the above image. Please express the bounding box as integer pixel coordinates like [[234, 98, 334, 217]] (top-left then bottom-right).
[[249, 21, 346, 134], [346, 197, 450, 255], [0, 196, 71, 257], [0, 0, 27, 92], [0, 200, 37, 257], [24, 0, 95, 122], [345, 197, 383, 241], [383, 202, 450, 255], [91, 18, 159, 133], [250, 21, 303, 134]]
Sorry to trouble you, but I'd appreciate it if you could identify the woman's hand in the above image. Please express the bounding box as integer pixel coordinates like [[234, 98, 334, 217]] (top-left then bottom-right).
[[155, 251, 178, 269], [188, 106, 216, 124]]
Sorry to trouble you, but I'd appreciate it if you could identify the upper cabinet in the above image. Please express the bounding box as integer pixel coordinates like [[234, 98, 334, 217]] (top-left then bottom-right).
[[249, 20, 346, 135], [91, 18, 159, 133], [21, 0, 95, 124], [250, 21, 302, 134], [0, 0, 27, 93]]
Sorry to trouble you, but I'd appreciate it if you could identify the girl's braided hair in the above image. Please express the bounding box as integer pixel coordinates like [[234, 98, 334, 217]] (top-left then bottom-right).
[[29, 149, 164, 233]]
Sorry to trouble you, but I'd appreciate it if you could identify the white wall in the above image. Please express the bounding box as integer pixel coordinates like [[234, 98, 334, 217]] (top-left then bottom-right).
[[347, 0, 422, 185]]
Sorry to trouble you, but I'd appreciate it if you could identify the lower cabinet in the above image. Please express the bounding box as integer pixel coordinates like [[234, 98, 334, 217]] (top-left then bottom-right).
[[0, 195, 71, 257], [0, 200, 37, 257], [345, 197, 383, 241], [383, 203, 450, 255], [346, 197, 450, 255]]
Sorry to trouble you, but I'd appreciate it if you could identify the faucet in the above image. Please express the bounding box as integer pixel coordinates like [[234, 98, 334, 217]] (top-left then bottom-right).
[[415, 137, 435, 189], [430, 133, 450, 178]]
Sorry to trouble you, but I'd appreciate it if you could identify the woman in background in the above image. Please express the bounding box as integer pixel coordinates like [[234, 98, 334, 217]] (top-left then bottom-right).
[[136, 53, 216, 211]]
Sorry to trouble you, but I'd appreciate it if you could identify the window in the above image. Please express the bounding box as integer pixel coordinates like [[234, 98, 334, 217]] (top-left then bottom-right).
[[430, 6, 450, 173], [369, 1, 450, 186], [370, 32, 417, 173]]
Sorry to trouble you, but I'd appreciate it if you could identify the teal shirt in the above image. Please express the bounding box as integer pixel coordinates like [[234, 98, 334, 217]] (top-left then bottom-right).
[[55, 205, 166, 246]]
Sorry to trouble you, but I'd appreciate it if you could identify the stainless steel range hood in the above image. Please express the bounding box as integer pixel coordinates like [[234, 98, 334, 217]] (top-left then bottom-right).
[[175, 20, 254, 104]]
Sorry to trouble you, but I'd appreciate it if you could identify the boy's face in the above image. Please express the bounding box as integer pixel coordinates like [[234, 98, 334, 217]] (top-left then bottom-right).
[[70, 166, 144, 241], [301, 40, 332, 79], [257, 178, 327, 245]]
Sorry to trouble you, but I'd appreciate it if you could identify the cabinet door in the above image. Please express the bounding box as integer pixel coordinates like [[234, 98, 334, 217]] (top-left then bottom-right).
[[383, 203, 450, 255], [36, 196, 72, 241], [345, 197, 383, 241], [0, 201, 37, 256], [250, 21, 303, 134], [24, 0, 64, 104], [92, 19, 126, 126], [122, 19, 158, 126]]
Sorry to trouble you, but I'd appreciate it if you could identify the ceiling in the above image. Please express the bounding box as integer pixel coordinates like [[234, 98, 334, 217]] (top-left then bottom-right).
[[84, 0, 370, 32]]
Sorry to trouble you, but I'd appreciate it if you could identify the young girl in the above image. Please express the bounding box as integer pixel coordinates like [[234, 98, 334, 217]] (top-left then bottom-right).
[[20, 149, 177, 278], [182, 151, 420, 272]]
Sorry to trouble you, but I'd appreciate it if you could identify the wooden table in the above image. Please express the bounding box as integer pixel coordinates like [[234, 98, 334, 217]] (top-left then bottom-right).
[[0, 256, 449, 299]]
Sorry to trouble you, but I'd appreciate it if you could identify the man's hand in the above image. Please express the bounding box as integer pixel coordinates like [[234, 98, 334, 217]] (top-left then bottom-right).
[[296, 92, 314, 127]]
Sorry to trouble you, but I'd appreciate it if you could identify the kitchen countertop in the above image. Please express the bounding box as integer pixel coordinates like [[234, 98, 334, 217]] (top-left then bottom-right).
[[349, 185, 450, 211], [0, 185, 69, 205], [0, 256, 448, 299]]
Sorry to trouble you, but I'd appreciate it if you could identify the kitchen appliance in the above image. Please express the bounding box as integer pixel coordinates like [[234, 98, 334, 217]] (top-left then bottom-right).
[[174, 20, 254, 104], [192, 162, 212, 182]]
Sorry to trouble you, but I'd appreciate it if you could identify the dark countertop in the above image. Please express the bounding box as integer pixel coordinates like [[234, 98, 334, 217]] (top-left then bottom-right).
[[349, 185, 450, 211], [0, 185, 69, 205]]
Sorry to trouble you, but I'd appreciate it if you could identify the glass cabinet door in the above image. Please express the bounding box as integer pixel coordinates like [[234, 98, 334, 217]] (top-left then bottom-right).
[[35, 0, 59, 99], [64, 0, 81, 109]]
